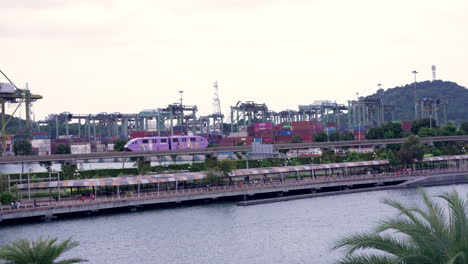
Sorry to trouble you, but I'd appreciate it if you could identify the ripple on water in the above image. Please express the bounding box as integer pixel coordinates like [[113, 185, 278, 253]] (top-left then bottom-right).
[[0, 184, 466, 264]]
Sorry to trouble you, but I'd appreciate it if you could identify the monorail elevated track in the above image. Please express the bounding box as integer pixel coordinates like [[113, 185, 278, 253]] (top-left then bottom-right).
[[0, 135, 467, 164]]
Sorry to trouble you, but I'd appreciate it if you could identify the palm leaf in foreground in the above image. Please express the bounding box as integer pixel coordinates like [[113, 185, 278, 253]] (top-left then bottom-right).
[[0, 237, 87, 264], [334, 188, 467, 264]]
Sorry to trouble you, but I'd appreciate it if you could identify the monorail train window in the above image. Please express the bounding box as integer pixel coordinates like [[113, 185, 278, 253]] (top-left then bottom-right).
[[182, 138, 186, 142], [142, 139, 148, 144], [173, 138, 178, 142], [161, 138, 167, 143], [190, 138, 196, 142], [152, 139, 158, 143], [132, 141, 138, 145]]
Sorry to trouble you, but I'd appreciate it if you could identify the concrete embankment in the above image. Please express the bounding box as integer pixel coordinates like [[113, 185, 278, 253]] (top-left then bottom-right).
[[399, 173, 468, 187], [237, 172, 468, 206]]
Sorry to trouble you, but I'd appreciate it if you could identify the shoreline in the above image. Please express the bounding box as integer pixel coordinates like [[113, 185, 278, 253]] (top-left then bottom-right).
[[237, 174, 468, 206]]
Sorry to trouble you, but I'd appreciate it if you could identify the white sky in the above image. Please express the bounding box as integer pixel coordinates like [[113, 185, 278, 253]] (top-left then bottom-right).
[[1, 0, 467, 120]]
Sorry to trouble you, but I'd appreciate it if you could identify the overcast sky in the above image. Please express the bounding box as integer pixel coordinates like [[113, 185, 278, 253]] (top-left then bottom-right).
[[1, 0, 467, 120]]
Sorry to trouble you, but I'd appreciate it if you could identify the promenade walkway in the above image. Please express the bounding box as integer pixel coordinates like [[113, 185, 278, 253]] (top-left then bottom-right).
[[2, 166, 467, 218]]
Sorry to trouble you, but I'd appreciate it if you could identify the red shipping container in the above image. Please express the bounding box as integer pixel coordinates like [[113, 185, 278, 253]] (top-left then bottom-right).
[[354, 134, 366, 140], [326, 122, 337, 128], [262, 137, 273, 143], [301, 135, 313, 141], [293, 129, 312, 135], [33, 132, 48, 136], [247, 126, 254, 136], [402, 121, 412, 132]]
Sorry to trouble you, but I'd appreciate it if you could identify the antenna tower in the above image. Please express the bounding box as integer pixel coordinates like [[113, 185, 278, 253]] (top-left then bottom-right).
[[213, 81, 222, 115], [432, 65, 436, 81]]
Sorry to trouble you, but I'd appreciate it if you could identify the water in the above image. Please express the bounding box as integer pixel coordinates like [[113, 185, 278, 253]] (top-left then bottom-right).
[[0, 184, 466, 264]]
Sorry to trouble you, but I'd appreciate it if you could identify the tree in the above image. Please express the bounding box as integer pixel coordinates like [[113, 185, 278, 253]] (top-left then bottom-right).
[[418, 127, 437, 137], [290, 135, 303, 143], [13, 140, 32, 156], [55, 144, 71, 154], [411, 118, 437, 135], [345, 152, 360, 162], [0, 192, 17, 205], [135, 160, 151, 175], [382, 122, 403, 138], [366, 127, 385, 140], [218, 159, 237, 177], [397, 135, 425, 167], [334, 189, 467, 264], [437, 124, 458, 136], [460, 121, 468, 135], [203, 169, 219, 185], [341, 133, 354, 141], [328, 132, 340, 142], [113, 138, 128, 151], [61, 164, 77, 180], [314, 131, 328, 142], [0, 237, 87, 263]]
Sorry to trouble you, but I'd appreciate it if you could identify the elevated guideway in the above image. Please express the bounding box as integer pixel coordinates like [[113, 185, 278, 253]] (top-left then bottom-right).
[[0, 135, 467, 164]]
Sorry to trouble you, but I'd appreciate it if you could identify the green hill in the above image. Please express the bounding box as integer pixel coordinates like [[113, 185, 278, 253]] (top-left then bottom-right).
[[372, 80, 468, 123]]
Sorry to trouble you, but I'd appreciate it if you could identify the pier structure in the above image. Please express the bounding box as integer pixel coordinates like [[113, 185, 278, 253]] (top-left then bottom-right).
[[1, 160, 467, 223]]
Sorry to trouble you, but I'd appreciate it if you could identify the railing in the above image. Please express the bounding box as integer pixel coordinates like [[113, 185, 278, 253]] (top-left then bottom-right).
[[2, 167, 468, 215]]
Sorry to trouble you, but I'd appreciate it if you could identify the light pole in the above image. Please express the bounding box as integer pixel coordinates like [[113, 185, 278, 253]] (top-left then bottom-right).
[[412, 71, 418, 120], [178, 90, 184, 107]]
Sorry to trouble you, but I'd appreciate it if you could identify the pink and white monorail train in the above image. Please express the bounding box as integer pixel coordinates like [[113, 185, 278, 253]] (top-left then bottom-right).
[[123, 136, 209, 151]]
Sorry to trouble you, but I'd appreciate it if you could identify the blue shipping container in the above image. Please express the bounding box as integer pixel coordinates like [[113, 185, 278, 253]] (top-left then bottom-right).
[[33, 136, 49, 139], [354, 126, 365, 130], [253, 138, 262, 143], [279, 130, 293, 136]]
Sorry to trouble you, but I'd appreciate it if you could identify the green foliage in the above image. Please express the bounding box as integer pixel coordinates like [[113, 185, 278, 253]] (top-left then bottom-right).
[[203, 169, 220, 184], [397, 135, 425, 166], [290, 135, 303, 143], [367, 122, 403, 139], [341, 133, 354, 141], [432, 148, 443, 156], [328, 132, 340, 141], [0, 192, 17, 205], [113, 138, 128, 151], [382, 122, 403, 138], [218, 159, 237, 176], [418, 127, 437, 137], [55, 144, 71, 155], [334, 189, 468, 264], [204, 156, 218, 169], [437, 124, 458, 136], [460, 121, 468, 134], [236, 141, 245, 146], [380, 150, 400, 166], [345, 152, 360, 162], [135, 160, 151, 175], [259, 160, 272, 167], [366, 127, 384, 140], [411, 118, 437, 135], [13, 140, 32, 156], [61, 164, 77, 180], [370, 80, 468, 122], [0, 237, 87, 264], [314, 131, 328, 142]]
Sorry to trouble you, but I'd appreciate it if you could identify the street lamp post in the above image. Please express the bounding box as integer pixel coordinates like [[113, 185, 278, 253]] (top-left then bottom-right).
[[178, 90, 184, 107]]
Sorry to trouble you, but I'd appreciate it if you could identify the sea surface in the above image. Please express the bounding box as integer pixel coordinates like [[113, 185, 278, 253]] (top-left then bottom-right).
[[0, 184, 466, 264]]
